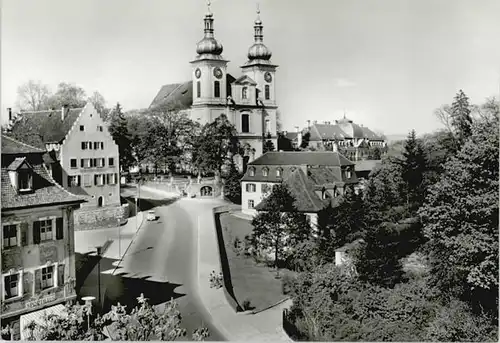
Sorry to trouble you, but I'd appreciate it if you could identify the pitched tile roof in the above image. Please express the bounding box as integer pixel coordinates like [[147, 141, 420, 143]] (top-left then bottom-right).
[[7, 157, 29, 171], [307, 167, 343, 187], [1, 135, 45, 154], [309, 124, 347, 141], [255, 168, 325, 213], [7, 108, 83, 149], [355, 159, 382, 172], [284, 132, 298, 141], [249, 151, 354, 167], [307, 121, 384, 141], [150, 74, 236, 109]]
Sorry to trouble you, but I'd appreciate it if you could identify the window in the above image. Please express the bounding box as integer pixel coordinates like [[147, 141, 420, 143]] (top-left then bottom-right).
[[68, 175, 80, 187], [321, 187, 328, 200], [245, 183, 256, 192], [95, 174, 104, 186], [70, 159, 77, 168], [3, 224, 18, 248], [80, 125, 84, 131], [346, 169, 352, 179], [265, 119, 271, 134], [81, 159, 91, 168], [18, 170, 32, 191], [4, 273, 20, 299], [88, 141, 93, 150], [41, 266, 54, 290], [276, 168, 282, 177], [241, 114, 249, 133], [197, 81, 201, 98], [56, 218, 63, 240], [83, 174, 92, 187], [242, 87, 248, 99], [214, 81, 220, 98], [265, 85, 270, 100], [262, 168, 269, 177], [100, 142, 104, 150], [107, 173, 116, 185], [81, 142, 88, 150], [39, 219, 53, 241], [248, 200, 255, 209], [108, 158, 114, 167], [97, 125, 103, 132], [261, 184, 270, 193], [249, 168, 255, 177], [96, 158, 105, 168]]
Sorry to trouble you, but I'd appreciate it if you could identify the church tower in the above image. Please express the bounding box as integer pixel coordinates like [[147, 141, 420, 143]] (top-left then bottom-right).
[[190, 1, 229, 125], [241, 5, 279, 149]]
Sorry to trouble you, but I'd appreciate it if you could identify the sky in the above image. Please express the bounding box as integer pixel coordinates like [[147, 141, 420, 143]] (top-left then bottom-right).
[[1, 0, 499, 135]]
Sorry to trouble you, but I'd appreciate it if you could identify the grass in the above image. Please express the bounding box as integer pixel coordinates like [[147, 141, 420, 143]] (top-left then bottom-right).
[[218, 213, 288, 312]]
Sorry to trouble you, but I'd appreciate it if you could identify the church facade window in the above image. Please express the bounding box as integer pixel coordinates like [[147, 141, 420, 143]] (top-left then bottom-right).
[[265, 85, 270, 100], [242, 87, 248, 99], [214, 81, 220, 98], [265, 119, 271, 134], [241, 114, 249, 133], [197, 81, 201, 98]]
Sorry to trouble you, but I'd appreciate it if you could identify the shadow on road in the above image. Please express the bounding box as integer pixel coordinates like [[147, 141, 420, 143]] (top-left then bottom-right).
[[122, 196, 179, 215]]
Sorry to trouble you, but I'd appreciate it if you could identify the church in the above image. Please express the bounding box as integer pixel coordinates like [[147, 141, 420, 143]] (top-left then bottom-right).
[[150, 2, 278, 168]]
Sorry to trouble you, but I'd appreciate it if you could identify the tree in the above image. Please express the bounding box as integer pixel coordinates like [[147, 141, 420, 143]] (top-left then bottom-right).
[[23, 295, 209, 341], [450, 89, 473, 146], [418, 108, 499, 313], [250, 183, 310, 268], [192, 114, 239, 176], [276, 109, 283, 132], [88, 91, 107, 118], [16, 80, 51, 111], [108, 103, 135, 172], [223, 161, 242, 204], [371, 146, 382, 160], [299, 131, 310, 149], [277, 132, 296, 151], [398, 130, 428, 212], [263, 133, 275, 153], [47, 82, 87, 109]]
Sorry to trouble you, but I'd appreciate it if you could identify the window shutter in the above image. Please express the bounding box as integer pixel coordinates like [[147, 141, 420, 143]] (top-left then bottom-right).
[[78, 175, 81, 186], [94, 175, 98, 185], [34, 269, 42, 293], [33, 221, 41, 244], [21, 223, 28, 246], [56, 217, 63, 240], [23, 271, 33, 296], [57, 265, 64, 287], [81, 159, 84, 168], [246, 184, 249, 192], [106, 174, 109, 185], [81, 142, 85, 150]]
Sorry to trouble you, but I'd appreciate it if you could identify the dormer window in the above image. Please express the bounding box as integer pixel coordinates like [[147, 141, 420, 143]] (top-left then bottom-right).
[[242, 87, 248, 99], [321, 187, 328, 200], [262, 168, 269, 177], [19, 170, 33, 191], [249, 167, 255, 177], [276, 168, 283, 178], [345, 168, 352, 179]]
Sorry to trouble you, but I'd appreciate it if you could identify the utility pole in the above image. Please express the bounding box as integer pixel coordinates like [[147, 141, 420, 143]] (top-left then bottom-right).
[[95, 246, 102, 307]]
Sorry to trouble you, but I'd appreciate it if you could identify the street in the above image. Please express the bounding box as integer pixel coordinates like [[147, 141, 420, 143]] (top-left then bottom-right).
[[87, 187, 227, 341]]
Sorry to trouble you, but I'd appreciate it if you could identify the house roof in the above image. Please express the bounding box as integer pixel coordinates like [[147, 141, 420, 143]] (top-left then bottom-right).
[[354, 159, 382, 172], [7, 157, 30, 171], [307, 121, 384, 141], [249, 151, 354, 167], [7, 108, 83, 149], [255, 168, 325, 213], [1, 161, 86, 211], [1, 135, 45, 154], [309, 124, 346, 141], [150, 74, 236, 109], [284, 132, 298, 141], [307, 167, 343, 187]]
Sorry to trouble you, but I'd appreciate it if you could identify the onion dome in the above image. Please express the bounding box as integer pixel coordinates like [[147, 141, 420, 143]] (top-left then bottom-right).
[[247, 5, 272, 61], [195, 2, 223, 56]]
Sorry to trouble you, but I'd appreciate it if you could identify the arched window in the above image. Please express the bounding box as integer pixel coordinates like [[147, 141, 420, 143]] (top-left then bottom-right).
[[249, 167, 255, 176], [321, 187, 328, 200], [265, 85, 270, 100], [241, 114, 249, 133], [242, 87, 248, 99], [276, 168, 282, 178], [214, 81, 220, 98], [196, 81, 201, 98], [262, 168, 269, 177]]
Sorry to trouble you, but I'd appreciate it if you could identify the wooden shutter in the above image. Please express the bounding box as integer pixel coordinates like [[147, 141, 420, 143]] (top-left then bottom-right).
[[21, 222, 28, 246], [81, 142, 85, 150], [77, 175, 81, 186], [34, 269, 42, 293], [94, 175, 98, 185], [57, 264, 64, 287], [56, 217, 63, 240], [33, 221, 41, 244], [80, 159, 84, 168]]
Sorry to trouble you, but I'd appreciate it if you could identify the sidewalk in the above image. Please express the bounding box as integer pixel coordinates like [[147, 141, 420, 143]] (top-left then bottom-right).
[[74, 212, 145, 260], [196, 202, 293, 341]]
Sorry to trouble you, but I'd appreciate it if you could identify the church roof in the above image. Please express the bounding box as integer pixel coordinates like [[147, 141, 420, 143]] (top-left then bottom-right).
[[150, 74, 236, 109], [7, 107, 84, 149]]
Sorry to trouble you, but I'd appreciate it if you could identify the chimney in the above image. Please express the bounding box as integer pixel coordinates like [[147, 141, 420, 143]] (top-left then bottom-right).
[[61, 105, 66, 121], [294, 126, 299, 133], [313, 120, 317, 124], [307, 120, 311, 129], [7, 108, 12, 122]]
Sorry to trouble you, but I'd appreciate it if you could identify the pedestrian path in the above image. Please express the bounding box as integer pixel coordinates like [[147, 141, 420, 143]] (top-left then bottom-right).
[[193, 200, 293, 342]]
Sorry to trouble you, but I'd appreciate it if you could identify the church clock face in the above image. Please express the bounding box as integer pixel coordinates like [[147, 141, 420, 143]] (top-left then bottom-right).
[[213, 67, 223, 79], [195, 68, 201, 79], [264, 72, 272, 83]]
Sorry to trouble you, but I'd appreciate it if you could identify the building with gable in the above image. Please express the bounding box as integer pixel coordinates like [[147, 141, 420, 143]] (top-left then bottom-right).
[[1, 135, 86, 340], [240, 151, 359, 228], [5, 103, 125, 230], [294, 116, 387, 161], [150, 4, 278, 169]]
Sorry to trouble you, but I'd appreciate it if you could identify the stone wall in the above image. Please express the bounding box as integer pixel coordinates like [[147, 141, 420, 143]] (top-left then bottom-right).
[[74, 204, 129, 231]]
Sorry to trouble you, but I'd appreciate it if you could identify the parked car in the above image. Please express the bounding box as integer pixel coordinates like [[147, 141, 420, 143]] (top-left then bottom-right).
[[147, 210, 157, 221]]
